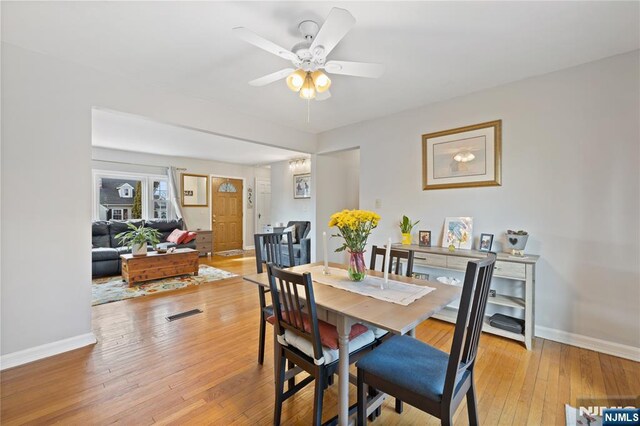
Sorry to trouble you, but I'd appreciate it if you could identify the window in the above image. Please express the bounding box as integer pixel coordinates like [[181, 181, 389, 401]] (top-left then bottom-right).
[[218, 182, 237, 193], [94, 171, 171, 221]]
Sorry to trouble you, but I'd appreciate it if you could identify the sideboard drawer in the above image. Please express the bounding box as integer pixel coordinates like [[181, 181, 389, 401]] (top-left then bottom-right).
[[196, 232, 212, 243], [446, 256, 475, 271], [494, 261, 526, 279], [414, 254, 447, 268]]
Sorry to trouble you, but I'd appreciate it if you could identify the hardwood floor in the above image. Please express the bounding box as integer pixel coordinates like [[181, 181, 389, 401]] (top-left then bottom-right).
[[1, 253, 638, 425]]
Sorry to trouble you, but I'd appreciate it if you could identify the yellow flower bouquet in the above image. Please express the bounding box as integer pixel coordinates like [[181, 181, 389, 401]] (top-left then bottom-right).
[[328, 209, 380, 281]]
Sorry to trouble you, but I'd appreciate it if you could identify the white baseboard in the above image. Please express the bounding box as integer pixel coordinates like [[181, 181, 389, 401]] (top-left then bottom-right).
[[535, 326, 640, 362], [243, 245, 255, 251], [0, 332, 97, 370]]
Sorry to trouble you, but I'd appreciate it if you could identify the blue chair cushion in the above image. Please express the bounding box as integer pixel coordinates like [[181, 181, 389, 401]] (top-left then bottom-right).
[[356, 335, 469, 402]]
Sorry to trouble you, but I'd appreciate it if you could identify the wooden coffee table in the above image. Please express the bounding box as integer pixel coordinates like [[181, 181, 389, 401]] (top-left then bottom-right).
[[120, 248, 199, 287]]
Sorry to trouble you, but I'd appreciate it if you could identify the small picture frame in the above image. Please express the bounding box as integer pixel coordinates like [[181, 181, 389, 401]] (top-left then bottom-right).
[[293, 173, 311, 199], [479, 233, 494, 252], [419, 230, 432, 247]]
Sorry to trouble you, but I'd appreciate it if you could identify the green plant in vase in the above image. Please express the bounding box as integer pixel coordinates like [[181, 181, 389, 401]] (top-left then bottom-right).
[[399, 215, 420, 245], [116, 222, 161, 257], [329, 209, 380, 281]]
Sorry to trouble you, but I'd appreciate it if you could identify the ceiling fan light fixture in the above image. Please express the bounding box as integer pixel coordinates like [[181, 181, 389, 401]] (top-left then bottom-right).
[[453, 151, 476, 163], [311, 70, 331, 93], [299, 73, 316, 99], [286, 69, 306, 92]]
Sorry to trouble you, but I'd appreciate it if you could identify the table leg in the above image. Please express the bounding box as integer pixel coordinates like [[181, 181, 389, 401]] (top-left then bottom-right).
[[337, 315, 352, 426]]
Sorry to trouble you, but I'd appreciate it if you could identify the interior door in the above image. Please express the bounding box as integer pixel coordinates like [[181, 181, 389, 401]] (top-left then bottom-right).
[[256, 179, 271, 233], [211, 177, 243, 252]]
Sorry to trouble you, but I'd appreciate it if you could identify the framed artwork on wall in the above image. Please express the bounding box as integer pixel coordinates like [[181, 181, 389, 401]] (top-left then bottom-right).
[[181, 173, 209, 207], [442, 217, 473, 249], [422, 120, 502, 190], [293, 173, 311, 199]]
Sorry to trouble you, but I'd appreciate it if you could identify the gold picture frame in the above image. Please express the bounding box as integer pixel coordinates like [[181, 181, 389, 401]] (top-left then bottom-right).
[[181, 173, 209, 207], [422, 120, 502, 190]]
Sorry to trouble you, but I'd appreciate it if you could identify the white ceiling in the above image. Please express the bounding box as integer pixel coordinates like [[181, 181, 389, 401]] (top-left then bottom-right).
[[3, 2, 639, 133], [92, 108, 307, 165]]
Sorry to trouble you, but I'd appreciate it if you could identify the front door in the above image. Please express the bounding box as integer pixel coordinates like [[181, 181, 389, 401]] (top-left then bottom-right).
[[211, 177, 243, 252]]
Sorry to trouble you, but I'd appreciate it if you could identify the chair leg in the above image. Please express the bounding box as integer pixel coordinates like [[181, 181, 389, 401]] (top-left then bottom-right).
[[367, 386, 378, 421], [287, 359, 296, 390], [273, 346, 286, 426], [327, 374, 334, 386], [395, 398, 403, 413], [357, 369, 367, 426], [257, 313, 266, 365], [312, 373, 325, 426], [467, 381, 479, 425]]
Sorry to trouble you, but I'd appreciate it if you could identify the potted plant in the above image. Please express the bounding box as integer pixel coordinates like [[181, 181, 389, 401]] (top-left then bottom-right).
[[329, 209, 380, 281], [506, 229, 529, 254], [116, 223, 161, 257], [399, 215, 420, 245]]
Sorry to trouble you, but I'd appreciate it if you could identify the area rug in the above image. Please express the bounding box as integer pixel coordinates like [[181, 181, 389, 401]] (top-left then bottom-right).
[[214, 249, 248, 256], [92, 265, 237, 306]]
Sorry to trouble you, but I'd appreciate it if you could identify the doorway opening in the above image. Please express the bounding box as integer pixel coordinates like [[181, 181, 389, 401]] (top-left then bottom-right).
[[211, 176, 244, 252]]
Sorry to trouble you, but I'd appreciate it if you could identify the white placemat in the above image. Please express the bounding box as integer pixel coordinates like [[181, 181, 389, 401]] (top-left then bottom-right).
[[306, 265, 435, 306]]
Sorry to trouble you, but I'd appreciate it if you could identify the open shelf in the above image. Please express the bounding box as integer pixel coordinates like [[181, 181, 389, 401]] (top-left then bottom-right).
[[432, 307, 525, 343]]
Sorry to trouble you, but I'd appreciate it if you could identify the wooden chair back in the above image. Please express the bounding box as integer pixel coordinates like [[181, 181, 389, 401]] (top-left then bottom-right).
[[369, 245, 415, 277], [254, 232, 295, 273], [443, 253, 497, 400], [266, 263, 324, 362]]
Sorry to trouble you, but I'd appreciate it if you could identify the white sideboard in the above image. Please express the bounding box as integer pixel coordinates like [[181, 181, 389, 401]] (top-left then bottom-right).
[[392, 244, 539, 349]]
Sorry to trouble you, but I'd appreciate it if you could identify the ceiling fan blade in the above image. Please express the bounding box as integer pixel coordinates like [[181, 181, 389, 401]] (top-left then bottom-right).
[[310, 8, 356, 58], [233, 27, 298, 61], [315, 90, 331, 101], [249, 68, 295, 87], [324, 60, 385, 78]]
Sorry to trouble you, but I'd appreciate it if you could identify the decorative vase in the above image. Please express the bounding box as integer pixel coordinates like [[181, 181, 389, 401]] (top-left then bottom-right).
[[401, 233, 412, 245], [505, 234, 529, 254], [132, 242, 148, 257], [347, 251, 367, 281]]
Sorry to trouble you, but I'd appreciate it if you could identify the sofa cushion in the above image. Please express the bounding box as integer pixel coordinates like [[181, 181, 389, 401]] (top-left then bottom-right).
[[116, 246, 132, 255], [287, 221, 310, 242], [145, 219, 183, 232], [92, 221, 111, 248], [281, 225, 297, 244], [167, 229, 188, 244], [182, 231, 197, 244], [109, 220, 144, 248], [92, 247, 120, 262]]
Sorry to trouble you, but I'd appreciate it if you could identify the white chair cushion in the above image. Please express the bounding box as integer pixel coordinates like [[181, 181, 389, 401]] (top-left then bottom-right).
[[284, 329, 375, 365], [281, 225, 297, 243]]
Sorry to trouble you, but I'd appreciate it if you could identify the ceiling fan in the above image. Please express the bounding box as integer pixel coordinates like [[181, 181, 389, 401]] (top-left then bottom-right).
[[233, 8, 384, 101]]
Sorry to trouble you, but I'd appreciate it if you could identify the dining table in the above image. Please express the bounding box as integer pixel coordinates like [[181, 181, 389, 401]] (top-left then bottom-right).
[[243, 261, 462, 426]]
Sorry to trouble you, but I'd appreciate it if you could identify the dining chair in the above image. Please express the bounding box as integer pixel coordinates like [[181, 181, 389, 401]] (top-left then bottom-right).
[[267, 263, 377, 426], [356, 253, 497, 425], [369, 245, 415, 414], [369, 245, 415, 277], [254, 232, 295, 365]]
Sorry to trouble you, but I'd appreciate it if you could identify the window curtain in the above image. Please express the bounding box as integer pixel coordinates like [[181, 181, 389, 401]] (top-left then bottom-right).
[[168, 166, 186, 228]]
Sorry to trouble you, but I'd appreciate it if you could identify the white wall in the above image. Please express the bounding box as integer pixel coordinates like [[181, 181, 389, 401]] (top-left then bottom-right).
[[0, 42, 315, 360], [316, 149, 361, 263], [318, 51, 640, 350], [92, 147, 269, 248], [270, 159, 313, 228]]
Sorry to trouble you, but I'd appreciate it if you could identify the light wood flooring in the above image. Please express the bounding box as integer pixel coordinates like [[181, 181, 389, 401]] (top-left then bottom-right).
[[1, 253, 638, 425]]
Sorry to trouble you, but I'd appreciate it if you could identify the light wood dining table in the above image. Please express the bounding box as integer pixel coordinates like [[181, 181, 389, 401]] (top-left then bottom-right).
[[243, 262, 461, 426]]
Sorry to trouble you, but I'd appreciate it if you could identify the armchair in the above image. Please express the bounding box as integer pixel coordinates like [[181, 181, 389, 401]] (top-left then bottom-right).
[[283, 220, 311, 266]]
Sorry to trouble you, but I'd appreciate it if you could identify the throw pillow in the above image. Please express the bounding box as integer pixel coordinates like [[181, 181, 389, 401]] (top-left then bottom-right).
[[182, 231, 197, 244], [267, 311, 368, 350], [167, 229, 188, 244], [281, 224, 297, 244]]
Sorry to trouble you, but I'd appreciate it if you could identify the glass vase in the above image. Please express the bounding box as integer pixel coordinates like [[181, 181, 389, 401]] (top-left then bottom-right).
[[348, 251, 367, 282]]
